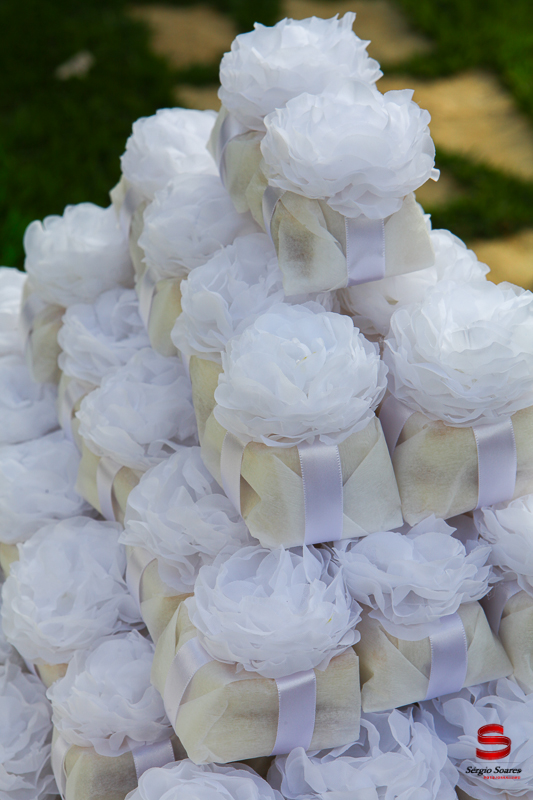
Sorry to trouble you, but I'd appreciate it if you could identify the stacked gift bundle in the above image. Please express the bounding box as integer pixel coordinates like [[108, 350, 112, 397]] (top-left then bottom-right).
[[3, 11, 533, 800]]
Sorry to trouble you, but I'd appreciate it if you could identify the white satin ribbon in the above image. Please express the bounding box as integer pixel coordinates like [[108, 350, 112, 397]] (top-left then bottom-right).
[[220, 431, 247, 514], [481, 580, 521, 634], [126, 547, 156, 612], [297, 441, 344, 545], [51, 732, 70, 800], [473, 418, 517, 508], [96, 456, 123, 521], [119, 186, 143, 237], [138, 269, 157, 330], [23, 658, 39, 678], [262, 185, 285, 244], [425, 612, 468, 700], [59, 380, 88, 445], [131, 739, 175, 779], [20, 294, 48, 347], [163, 637, 213, 728], [378, 395, 415, 456], [216, 113, 248, 189], [345, 216, 386, 286]]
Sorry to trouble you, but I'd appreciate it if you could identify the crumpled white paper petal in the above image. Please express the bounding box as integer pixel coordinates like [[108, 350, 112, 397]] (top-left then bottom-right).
[[126, 760, 282, 800], [334, 516, 491, 637], [186, 545, 361, 679], [47, 630, 171, 757], [261, 80, 437, 219], [121, 446, 253, 594], [384, 279, 533, 426], [0, 354, 58, 445], [0, 267, 26, 357], [58, 287, 150, 385], [0, 661, 56, 800], [0, 430, 93, 545], [1, 517, 141, 665], [269, 705, 457, 800], [24, 203, 133, 307], [219, 14, 382, 130], [76, 347, 197, 470], [120, 108, 218, 201], [139, 174, 259, 282], [214, 304, 387, 446]]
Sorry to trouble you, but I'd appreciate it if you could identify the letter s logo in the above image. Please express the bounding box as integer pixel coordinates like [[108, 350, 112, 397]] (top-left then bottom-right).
[[477, 724, 511, 760]]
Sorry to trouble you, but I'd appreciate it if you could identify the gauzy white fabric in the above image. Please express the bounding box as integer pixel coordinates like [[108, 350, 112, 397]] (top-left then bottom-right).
[[120, 108, 218, 202], [139, 174, 259, 282], [1, 517, 140, 665], [0, 430, 92, 545], [58, 287, 150, 385], [47, 631, 171, 758], [186, 545, 361, 679], [0, 267, 26, 356], [342, 228, 491, 337], [76, 348, 197, 471], [23, 203, 133, 307], [0, 661, 56, 800], [214, 304, 387, 446], [384, 279, 533, 426], [218, 14, 382, 130], [0, 354, 58, 445], [334, 517, 492, 640], [261, 81, 438, 220], [121, 446, 253, 594], [125, 760, 282, 800], [268, 706, 458, 800]]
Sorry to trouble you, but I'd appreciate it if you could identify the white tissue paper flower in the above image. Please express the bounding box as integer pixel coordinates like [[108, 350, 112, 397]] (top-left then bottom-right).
[[475, 494, 533, 596], [261, 80, 438, 220], [269, 706, 457, 800], [343, 228, 491, 337], [0, 354, 58, 445], [425, 678, 533, 799], [214, 304, 387, 446], [218, 14, 382, 130], [58, 287, 150, 386], [186, 545, 361, 679], [384, 279, 533, 426], [47, 631, 171, 757], [121, 446, 253, 594], [76, 347, 197, 470], [1, 517, 140, 665], [120, 108, 217, 202], [139, 174, 259, 282], [126, 760, 282, 800], [0, 430, 93, 545], [0, 267, 26, 356], [0, 661, 56, 800], [24, 203, 133, 307], [334, 517, 491, 639]]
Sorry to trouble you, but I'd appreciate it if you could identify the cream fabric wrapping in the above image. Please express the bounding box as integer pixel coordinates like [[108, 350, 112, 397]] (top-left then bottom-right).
[[143, 277, 182, 357], [188, 357, 223, 446], [388, 406, 533, 524], [151, 604, 360, 765], [355, 603, 512, 713], [495, 589, 533, 693], [21, 280, 63, 384], [208, 107, 435, 296], [57, 373, 95, 451], [75, 442, 143, 526], [0, 542, 20, 578]]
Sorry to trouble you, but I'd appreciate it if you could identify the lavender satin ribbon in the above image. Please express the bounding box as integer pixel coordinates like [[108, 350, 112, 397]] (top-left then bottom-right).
[[59, 380, 87, 444], [131, 739, 175, 779], [262, 185, 285, 244], [216, 113, 248, 189], [51, 732, 70, 800], [473, 418, 517, 508], [96, 456, 122, 521], [220, 431, 247, 514], [127, 547, 156, 611], [481, 580, 521, 634], [297, 441, 344, 545], [138, 270, 157, 330], [378, 395, 415, 456], [345, 216, 386, 286], [425, 612, 468, 700], [163, 637, 213, 728]]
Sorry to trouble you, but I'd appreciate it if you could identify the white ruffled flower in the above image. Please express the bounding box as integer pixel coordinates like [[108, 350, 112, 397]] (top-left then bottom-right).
[[0, 354, 58, 445], [139, 174, 259, 282], [0, 267, 26, 356], [121, 446, 253, 594], [76, 347, 197, 470], [384, 279, 533, 426], [24, 203, 133, 307], [187, 545, 361, 679], [214, 304, 387, 446], [126, 760, 282, 800], [47, 631, 171, 757], [261, 81, 438, 220], [269, 706, 457, 800], [58, 287, 150, 385], [0, 430, 93, 545], [343, 228, 490, 337], [1, 517, 140, 665], [121, 108, 217, 202], [334, 517, 491, 637], [219, 14, 382, 130], [0, 661, 56, 800]]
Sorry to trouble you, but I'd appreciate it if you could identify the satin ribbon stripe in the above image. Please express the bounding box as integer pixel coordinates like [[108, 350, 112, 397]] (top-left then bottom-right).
[[216, 113, 248, 189], [262, 185, 285, 244], [297, 441, 344, 545], [60, 380, 88, 445], [473, 418, 517, 509], [138, 270, 157, 331], [378, 395, 415, 456], [481, 580, 521, 634], [96, 457, 123, 522], [131, 739, 175, 780], [126, 547, 156, 612], [272, 669, 317, 756], [425, 612, 468, 701], [163, 637, 213, 728], [220, 431, 247, 515], [345, 216, 386, 286], [51, 733, 70, 800]]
